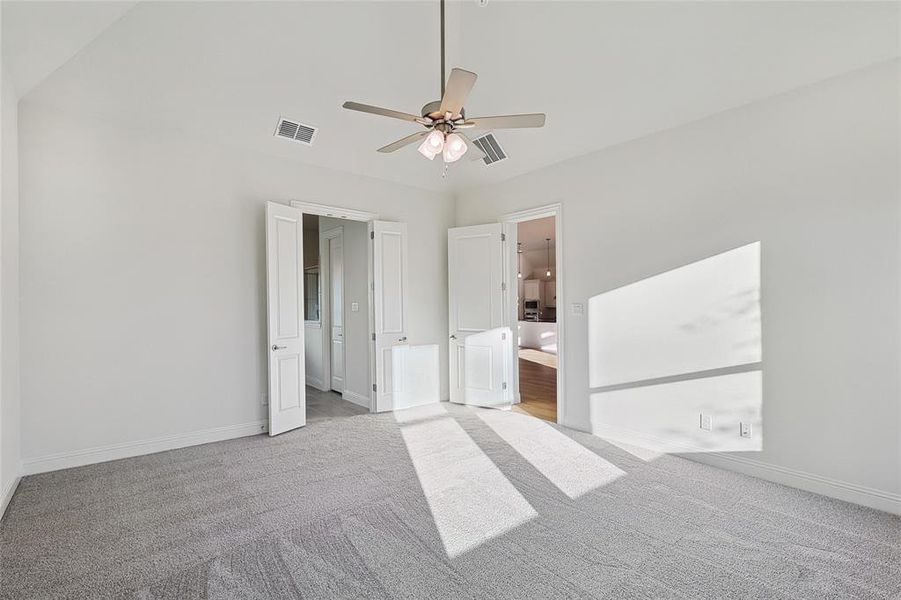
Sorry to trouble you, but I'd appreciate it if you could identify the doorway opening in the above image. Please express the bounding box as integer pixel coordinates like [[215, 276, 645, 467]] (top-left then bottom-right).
[[267, 200, 409, 435], [300, 213, 370, 423], [511, 216, 557, 422], [499, 205, 564, 424]]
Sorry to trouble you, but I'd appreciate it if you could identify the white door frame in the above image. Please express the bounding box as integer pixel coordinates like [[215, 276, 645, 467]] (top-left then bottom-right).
[[320, 225, 345, 394], [499, 203, 565, 425], [290, 201, 379, 411]]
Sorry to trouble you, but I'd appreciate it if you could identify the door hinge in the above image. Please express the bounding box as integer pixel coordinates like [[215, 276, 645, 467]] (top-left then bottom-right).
[[501, 332, 506, 340], [371, 333, 376, 341], [501, 233, 506, 242], [502, 382, 508, 390], [501, 282, 507, 291], [370, 231, 375, 240], [372, 383, 377, 392]]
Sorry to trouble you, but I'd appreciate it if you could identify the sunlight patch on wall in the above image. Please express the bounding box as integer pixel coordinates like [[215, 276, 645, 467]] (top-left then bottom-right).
[[589, 242, 761, 388], [590, 370, 762, 452], [477, 409, 625, 498], [396, 404, 536, 558], [588, 242, 763, 453]]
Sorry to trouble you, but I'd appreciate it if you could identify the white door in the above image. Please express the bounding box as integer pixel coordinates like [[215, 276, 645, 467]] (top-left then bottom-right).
[[266, 202, 306, 435], [448, 224, 513, 408], [369, 221, 408, 412], [324, 228, 345, 392]]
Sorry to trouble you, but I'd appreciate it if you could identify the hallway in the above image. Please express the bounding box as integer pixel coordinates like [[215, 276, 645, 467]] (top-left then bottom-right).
[[512, 349, 557, 422]]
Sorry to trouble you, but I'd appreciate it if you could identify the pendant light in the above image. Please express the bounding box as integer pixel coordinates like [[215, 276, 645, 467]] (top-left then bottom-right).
[[545, 238, 552, 278], [517, 242, 523, 278]]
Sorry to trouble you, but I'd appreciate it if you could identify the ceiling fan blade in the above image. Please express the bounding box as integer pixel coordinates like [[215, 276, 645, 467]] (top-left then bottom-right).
[[377, 131, 428, 153], [457, 133, 486, 161], [463, 113, 546, 129], [439, 68, 477, 117], [343, 101, 427, 124]]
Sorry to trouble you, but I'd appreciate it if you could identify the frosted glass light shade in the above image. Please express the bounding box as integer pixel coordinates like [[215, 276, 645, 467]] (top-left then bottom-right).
[[442, 133, 467, 163], [418, 130, 445, 160]]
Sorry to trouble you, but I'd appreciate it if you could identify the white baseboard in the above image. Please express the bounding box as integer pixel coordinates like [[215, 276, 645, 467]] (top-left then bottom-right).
[[22, 420, 267, 476], [1, 474, 21, 520], [342, 390, 371, 409], [398, 398, 441, 411], [306, 376, 327, 391], [687, 452, 901, 515], [591, 423, 901, 516]]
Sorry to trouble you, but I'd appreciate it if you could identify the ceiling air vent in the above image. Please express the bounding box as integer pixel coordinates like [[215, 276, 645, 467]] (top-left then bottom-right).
[[471, 133, 507, 165], [274, 117, 318, 146]]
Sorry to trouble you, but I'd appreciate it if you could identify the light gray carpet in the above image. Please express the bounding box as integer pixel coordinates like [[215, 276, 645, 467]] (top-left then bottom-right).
[[2, 402, 899, 599]]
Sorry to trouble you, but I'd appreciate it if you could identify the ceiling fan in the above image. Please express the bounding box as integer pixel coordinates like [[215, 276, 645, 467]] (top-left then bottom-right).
[[342, 0, 546, 164]]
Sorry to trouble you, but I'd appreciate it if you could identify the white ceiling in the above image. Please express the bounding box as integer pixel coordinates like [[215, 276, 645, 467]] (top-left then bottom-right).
[[4, 1, 898, 193]]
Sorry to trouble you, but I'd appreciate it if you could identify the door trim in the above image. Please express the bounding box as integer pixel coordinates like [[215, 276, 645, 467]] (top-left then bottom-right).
[[290, 200, 378, 222], [290, 201, 379, 412], [499, 203, 565, 426]]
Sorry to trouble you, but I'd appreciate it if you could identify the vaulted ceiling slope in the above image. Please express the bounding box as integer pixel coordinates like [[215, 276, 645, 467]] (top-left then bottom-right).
[[1, 1, 137, 97], [4, 1, 898, 192]]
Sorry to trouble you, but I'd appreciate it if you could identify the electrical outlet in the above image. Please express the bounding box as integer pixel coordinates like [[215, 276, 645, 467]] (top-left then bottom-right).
[[260, 392, 268, 406], [740, 422, 752, 438], [699, 413, 713, 431]]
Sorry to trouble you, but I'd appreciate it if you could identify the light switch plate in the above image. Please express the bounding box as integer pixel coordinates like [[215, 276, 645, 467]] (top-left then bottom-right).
[[351, 302, 359, 312], [571, 303, 584, 316], [699, 413, 713, 431]]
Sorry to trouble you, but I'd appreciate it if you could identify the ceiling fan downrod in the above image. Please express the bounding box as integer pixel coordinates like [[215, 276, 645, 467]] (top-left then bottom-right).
[[440, 0, 446, 98]]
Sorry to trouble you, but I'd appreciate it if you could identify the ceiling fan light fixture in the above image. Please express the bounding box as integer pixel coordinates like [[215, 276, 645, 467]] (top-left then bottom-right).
[[340, 0, 545, 169], [442, 132, 467, 163], [418, 130, 445, 160]]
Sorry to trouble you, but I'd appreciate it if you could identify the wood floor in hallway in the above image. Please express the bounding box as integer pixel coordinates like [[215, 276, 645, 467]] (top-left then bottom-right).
[[512, 349, 557, 422]]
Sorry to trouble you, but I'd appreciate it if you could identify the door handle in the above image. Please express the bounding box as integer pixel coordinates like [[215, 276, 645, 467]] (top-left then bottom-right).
[[449, 334, 457, 340], [398, 336, 407, 342], [271, 344, 286, 351]]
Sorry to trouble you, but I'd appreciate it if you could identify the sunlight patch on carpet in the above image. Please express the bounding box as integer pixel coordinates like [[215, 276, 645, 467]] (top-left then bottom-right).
[[477, 409, 625, 499], [396, 404, 537, 558]]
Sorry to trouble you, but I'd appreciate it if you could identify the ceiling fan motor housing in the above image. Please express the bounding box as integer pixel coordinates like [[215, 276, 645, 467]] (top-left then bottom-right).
[[422, 100, 464, 131]]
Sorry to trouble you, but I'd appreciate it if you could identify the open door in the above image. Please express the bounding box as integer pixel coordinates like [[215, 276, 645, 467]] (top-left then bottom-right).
[[369, 220, 408, 412], [448, 223, 513, 408], [266, 202, 306, 435]]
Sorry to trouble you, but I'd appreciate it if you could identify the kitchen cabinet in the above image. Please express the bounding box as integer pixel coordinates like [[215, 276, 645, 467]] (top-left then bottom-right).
[[523, 279, 543, 302], [545, 280, 556, 307]]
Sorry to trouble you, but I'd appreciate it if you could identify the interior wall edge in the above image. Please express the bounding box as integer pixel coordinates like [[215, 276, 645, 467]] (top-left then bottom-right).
[[0, 474, 21, 520]]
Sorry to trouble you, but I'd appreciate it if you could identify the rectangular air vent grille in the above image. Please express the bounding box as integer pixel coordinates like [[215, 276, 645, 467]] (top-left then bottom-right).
[[274, 117, 318, 146], [472, 133, 507, 165]]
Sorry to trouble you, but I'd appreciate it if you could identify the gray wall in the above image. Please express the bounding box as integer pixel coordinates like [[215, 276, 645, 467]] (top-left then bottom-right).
[[456, 62, 900, 508], [18, 103, 454, 467], [1, 63, 22, 507]]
